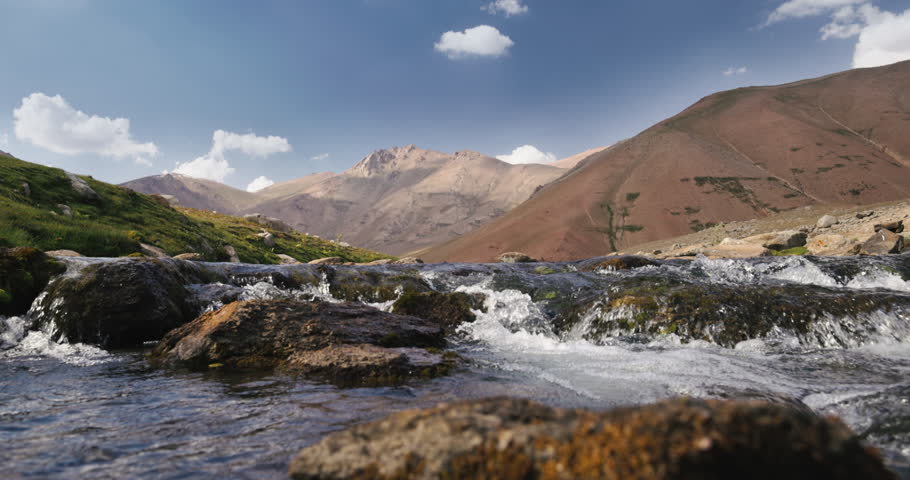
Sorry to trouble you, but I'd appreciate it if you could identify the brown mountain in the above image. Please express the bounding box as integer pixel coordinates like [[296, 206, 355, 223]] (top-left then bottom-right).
[[123, 145, 567, 255], [420, 60, 910, 263]]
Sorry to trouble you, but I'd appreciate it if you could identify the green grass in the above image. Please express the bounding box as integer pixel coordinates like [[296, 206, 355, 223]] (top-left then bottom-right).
[[0, 153, 391, 264]]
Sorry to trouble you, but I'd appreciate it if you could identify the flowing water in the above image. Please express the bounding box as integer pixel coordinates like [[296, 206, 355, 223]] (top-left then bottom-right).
[[2, 255, 910, 479]]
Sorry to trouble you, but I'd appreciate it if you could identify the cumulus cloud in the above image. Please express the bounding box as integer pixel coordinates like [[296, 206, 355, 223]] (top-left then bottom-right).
[[434, 25, 514, 59], [246, 175, 275, 193], [764, 1, 910, 68], [723, 66, 749, 76], [496, 145, 557, 165], [173, 130, 291, 183], [482, 0, 528, 17], [13, 92, 158, 164], [311, 153, 329, 161]]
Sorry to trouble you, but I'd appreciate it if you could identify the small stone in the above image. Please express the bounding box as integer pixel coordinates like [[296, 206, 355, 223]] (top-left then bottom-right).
[[20, 182, 30, 197], [256, 231, 276, 248], [816, 215, 838, 228], [174, 253, 203, 261], [223, 245, 240, 263], [45, 249, 83, 257], [276, 254, 301, 265], [496, 252, 537, 263], [856, 211, 874, 219], [56, 204, 73, 218], [64, 171, 101, 202]]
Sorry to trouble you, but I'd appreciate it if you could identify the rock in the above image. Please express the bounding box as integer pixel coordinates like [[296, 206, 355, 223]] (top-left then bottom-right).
[[31, 258, 205, 348], [860, 229, 904, 255], [256, 231, 276, 248], [496, 252, 537, 263], [242, 213, 295, 234], [140, 243, 168, 258], [149, 299, 450, 386], [309, 257, 345, 265], [391, 292, 483, 329], [806, 234, 858, 256], [817, 215, 839, 228], [223, 245, 240, 263], [856, 211, 874, 219], [578, 255, 658, 272], [874, 220, 904, 234], [325, 267, 432, 303], [45, 249, 83, 257], [289, 397, 893, 480], [148, 194, 173, 208], [362, 258, 393, 266], [0, 248, 66, 316], [56, 204, 73, 218], [742, 230, 807, 250], [276, 254, 301, 265], [391, 256, 425, 264], [174, 253, 203, 261], [701, 239, 771, 258], [64, 171, 101, 202], [20, 181, 30, 197]]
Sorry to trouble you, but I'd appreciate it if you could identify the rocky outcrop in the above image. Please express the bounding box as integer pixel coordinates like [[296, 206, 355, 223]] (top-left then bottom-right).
[[290, 397, 894, 480], [149, 299, 452, 386], [0, 248, 66, 316], [807, 234, 859, 256], [860, 229, 904, 255], [243, 213, 294, 234], [496, 252, 536, 263], [31, 258, 205, 348], [65, 171, 101, 202]]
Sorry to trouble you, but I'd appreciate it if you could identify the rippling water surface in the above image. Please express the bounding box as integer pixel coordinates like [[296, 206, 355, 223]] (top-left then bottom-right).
[[3, 255, 910, 479]]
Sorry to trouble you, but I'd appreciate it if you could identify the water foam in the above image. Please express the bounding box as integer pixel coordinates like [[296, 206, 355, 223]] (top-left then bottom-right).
[[0, 316, 111, 366]]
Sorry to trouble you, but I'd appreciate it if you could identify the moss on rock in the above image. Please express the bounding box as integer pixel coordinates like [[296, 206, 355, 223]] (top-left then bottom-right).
[[0, 247, 66, 316]]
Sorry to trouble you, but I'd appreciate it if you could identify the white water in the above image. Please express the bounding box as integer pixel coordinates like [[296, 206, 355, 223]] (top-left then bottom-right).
[[0, 315, 111, 366]]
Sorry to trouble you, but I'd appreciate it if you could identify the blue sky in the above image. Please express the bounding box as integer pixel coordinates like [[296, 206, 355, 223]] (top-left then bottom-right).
[[1, 0, 908, 191]]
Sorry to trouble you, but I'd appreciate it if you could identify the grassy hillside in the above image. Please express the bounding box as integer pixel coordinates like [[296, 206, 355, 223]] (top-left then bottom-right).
[[0, 153, 391, 264]]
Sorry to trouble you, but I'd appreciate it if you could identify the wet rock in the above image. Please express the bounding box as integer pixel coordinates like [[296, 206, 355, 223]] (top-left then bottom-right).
[[391, 291, 484, 329], [807, 234, 859, 256], [874, 220, 904, 234], [496, 252, 537, 263], [860, 230, 904, 255], [56, 204, 73, 218], [0, 248, 66, 316], [578, 255, 658, 272], [817, 215, 839, 228], [64, 171, 101, 202], [174, 253, 203, 261], [32, 258, 206, 348], [243, 213, 295, 234], [223, 245, 240, 263], [45, 249, 83, 257], [276, 254, 301, 265], [290, 397, 894, 480], [326, 267, 431, 303], [149, 299, 449, 386], [391, 256, 424, 264], [701, 238, 771, 258], [742, 230, 807, 250], [256, 231, 276, 247], [309, 257, 344, 265], [140, 243, 168, 258]]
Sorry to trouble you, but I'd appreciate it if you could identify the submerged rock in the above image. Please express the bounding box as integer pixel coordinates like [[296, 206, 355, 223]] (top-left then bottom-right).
[[290, 397, 894, 480], [0, 248, 66, 316], [150, 299, 451, 386]]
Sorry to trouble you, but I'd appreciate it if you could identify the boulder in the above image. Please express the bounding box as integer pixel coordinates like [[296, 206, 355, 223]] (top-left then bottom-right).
[[223, 245, 240, 263], [20, 181, 30, 197], [701, 238, 771, 258], [860, 229, 904, 255], [56, 204, 73, 218], [806, 234, 858, 256], [874, 220, 904, 234], [309, 257, 345, 265], [290, 397, 893, 480], [242, 213, 295, 234], [140, 243, 168, 258], [256, 231, 276, 248], [149, 299, 450, 386], [742, 230, 807, 250], [391, 256, 424, 264], [0, 248, 66, 316], [148, 194, 174, 208], [496, 252, 537, 263], [31, 258, 205, 348], [45, 249, 83, 257], [391, 292, 483, 329], [64, 171, 101, 202], [276, 253, 301, 265], [174, 253, 203, 261], [856, 211, 874, 219], [817, 215, 839, 228]]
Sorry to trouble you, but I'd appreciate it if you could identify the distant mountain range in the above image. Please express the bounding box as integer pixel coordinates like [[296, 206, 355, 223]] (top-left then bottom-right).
[[122, 145, 597, 255], [420, 60, 910, 262]]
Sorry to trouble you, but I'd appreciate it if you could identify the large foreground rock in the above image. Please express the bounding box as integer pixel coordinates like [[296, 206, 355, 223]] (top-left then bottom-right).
[[31, 258, 205, 348], [0, 248, 65, 316], [149, 299, 452, 386], [290, 397, 894, 480]]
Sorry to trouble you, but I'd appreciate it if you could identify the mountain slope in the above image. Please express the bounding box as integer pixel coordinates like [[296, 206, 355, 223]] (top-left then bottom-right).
[[0, 153, 389, 264], [549, 146, 609, 169], [121, 173, 260, 214], [420, 60, 910, 262]]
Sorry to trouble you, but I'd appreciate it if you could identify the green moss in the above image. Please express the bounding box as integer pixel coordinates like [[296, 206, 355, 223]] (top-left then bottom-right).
[[772, 246, 809, 256], [534, 266, 556, 275], [0, 288, 10, 304]]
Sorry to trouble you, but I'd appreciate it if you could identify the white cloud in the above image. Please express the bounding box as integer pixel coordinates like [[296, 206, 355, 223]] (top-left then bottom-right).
[[723, 66, 749, 76], [246, 175, 275, 193], [173, 130, 291, 183], [765, 1, 910, 68], [496, 145, 557, 165], [482, 0, 528, 17], [13, 93, 158, 164], [311, 153, 329, 161], [434, 25, 514, 59]]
